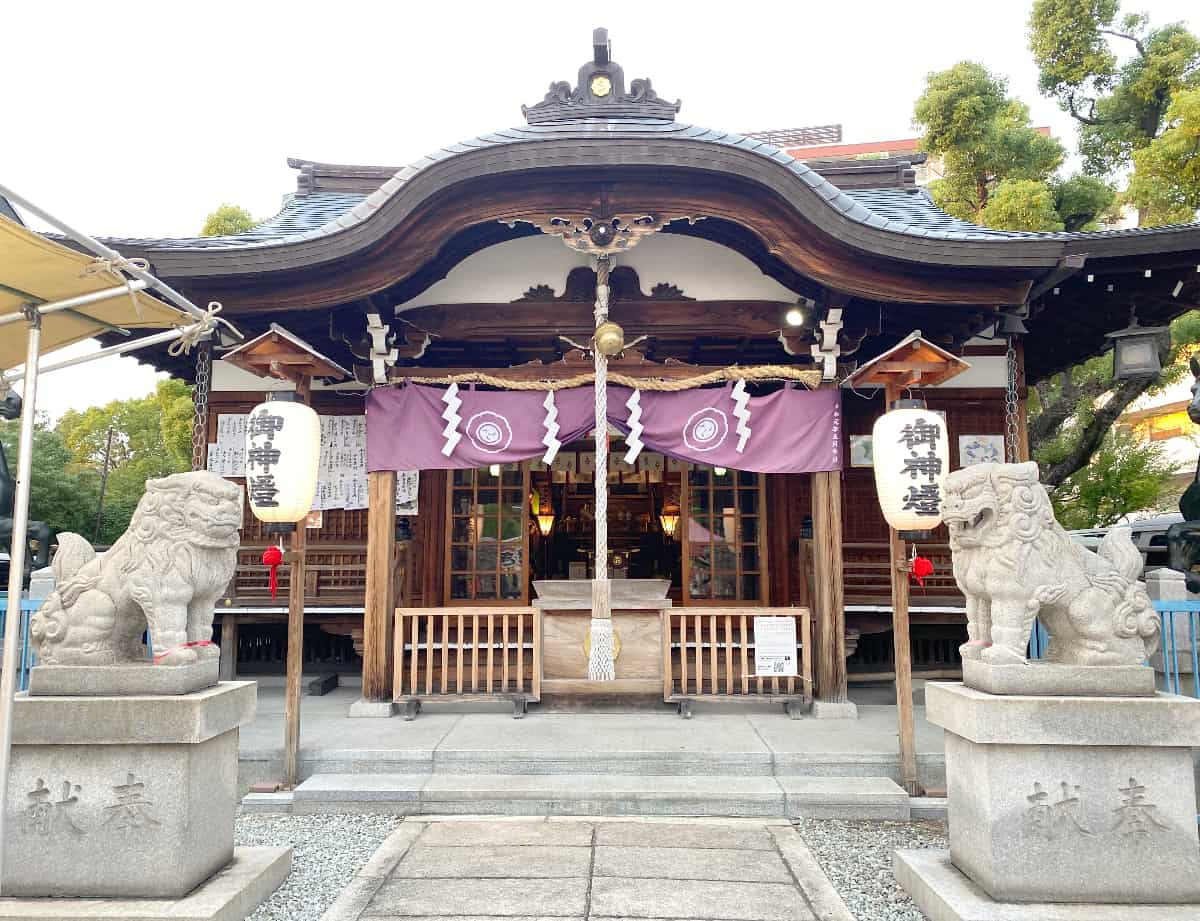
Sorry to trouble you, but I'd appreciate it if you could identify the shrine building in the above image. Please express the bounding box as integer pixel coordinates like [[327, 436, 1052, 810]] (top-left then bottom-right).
[[91, 31, 1200, 714]]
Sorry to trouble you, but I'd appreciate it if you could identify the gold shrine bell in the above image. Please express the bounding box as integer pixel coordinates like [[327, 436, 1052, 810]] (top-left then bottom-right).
[[594, 321, 626, 357]]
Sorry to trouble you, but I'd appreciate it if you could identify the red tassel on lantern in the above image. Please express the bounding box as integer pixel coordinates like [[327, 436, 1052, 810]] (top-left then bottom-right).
[[910, 555, 935, 589], [262, 545, 284, 600]]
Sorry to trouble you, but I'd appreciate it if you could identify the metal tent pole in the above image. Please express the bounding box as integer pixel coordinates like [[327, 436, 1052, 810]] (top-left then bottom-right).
[[0, 183, 207, 323], [0, 309, 42, 893], [2, 322, 205, 385]]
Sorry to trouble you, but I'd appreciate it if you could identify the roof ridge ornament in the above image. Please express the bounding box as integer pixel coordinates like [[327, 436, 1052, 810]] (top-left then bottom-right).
[[522, 27, 681, 125]]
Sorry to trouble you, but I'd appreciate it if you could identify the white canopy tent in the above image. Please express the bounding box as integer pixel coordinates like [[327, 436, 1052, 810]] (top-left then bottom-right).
[[0, 182, 240, 892]]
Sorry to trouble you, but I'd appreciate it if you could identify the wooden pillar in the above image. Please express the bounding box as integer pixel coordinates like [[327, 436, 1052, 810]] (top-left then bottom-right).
[[811, 469, 847, 702], [283, 522, 306, 785], [283, 376, 311, 788], [218, 617, 238, 682], [885, 382, 920, 796], [363, 470, 397, 702]]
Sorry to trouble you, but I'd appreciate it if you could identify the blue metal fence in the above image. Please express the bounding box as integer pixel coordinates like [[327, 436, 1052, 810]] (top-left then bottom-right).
[[1155, 600, 1200, 698], [1027, 601, 1200, 698], [0, 596, 40, 692]]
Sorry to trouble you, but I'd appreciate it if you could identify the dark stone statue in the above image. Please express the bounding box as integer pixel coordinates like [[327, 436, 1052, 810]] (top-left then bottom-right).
[[1167, 355, 1200, 591], [0, 393, 53, 588]]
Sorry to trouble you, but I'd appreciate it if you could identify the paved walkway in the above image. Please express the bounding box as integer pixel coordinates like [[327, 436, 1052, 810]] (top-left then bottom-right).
[[321, 818, 853, 921]]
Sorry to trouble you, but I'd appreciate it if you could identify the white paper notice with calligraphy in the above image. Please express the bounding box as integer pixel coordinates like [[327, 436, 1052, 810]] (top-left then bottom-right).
[[753, 616, 798, 677], [211, 412, 411, 512]]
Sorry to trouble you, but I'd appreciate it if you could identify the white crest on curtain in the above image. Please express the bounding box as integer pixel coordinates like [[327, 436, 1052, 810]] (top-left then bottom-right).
[[440, 382, 463, 457], [623, 389, 645, 464], [541, 390, 562, 464], [731, 378, 752, 453]]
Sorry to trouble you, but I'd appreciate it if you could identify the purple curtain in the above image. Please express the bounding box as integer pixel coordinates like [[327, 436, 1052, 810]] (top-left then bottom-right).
[[367, 382, 841, 474], [607, 384, 842, 474]]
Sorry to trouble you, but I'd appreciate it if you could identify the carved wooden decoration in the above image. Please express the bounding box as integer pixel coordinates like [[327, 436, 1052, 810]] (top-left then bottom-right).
[[518, 213, 687, 254], [514, 266, 695, 303]]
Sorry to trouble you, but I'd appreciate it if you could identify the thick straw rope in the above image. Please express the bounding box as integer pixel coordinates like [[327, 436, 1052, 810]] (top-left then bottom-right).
[[395, 365, 822, 391], [589, 256, 615, 681]]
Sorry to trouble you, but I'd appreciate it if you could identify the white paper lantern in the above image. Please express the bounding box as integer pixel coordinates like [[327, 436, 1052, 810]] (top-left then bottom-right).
[[872, 400, 949, 533], [244, 395, 321, 527]]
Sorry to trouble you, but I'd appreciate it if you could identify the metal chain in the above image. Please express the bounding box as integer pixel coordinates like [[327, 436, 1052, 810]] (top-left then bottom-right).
[[191, 340, 212, 472], [1004, 336, 1021, 463]]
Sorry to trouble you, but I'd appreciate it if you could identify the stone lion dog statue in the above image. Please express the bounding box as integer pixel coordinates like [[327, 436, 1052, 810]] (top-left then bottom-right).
[[942, 461, 1159, 667], [31, 471, 242, 666]]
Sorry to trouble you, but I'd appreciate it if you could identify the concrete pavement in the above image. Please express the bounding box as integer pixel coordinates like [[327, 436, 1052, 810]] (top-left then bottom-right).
[[319, 818, 855, 921]]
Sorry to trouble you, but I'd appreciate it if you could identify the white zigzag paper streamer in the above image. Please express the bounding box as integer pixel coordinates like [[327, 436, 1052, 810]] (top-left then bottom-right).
[[440, 383, 463, 457], [731, 378, 752, 453], [541, 390, 562, 464], [623, 389, 645, 463]]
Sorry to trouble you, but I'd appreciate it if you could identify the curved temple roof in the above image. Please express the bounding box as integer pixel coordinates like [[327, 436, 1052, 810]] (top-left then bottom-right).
[[99, 119, 1199, 256]]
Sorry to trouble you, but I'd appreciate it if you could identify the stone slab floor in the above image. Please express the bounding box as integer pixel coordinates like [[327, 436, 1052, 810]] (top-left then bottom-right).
[[320, 817, 853, 921]]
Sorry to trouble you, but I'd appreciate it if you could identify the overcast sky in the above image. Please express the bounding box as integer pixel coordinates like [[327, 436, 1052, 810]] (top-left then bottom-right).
[[6, 0, 1196, 419]]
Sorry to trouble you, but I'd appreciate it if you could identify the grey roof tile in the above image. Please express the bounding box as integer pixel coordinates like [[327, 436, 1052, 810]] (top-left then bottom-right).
[[94, 121, 1196, 253]]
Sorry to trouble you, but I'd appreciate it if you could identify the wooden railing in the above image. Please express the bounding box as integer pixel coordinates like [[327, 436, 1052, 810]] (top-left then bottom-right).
[[223, 542, 410, 608], [842, 541, 962, 606], [392, 607, 541, 718], [661, 607, 813, 717]]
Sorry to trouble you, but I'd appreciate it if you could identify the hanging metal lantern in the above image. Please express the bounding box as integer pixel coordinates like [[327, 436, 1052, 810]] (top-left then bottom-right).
[[872, 398, 949, 534], [1106, 316, 1170, 380], [244, 393, 321, 531]]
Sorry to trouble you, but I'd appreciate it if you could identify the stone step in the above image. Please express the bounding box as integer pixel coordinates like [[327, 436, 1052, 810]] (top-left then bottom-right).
[[242, 747, 945, 785], [274, 773, 910, 819]]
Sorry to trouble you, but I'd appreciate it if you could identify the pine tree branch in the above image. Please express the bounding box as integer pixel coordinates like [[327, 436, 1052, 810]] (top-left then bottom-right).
[[1066, 94, 1100, 126], [1040, 374, 1156, 487], [1099, 28, 1147, 58], [1030, 372, 1111, 448]]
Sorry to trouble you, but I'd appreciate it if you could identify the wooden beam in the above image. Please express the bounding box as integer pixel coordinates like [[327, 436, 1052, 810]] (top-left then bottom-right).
[[885, 380, 920, 797], [811, 468, 847, 702], [363, 470, 397, 702]]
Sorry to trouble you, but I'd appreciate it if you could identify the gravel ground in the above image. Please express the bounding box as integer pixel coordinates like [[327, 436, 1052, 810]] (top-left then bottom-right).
[[235, 813, 399, 921], [796, 818, 947, 921]]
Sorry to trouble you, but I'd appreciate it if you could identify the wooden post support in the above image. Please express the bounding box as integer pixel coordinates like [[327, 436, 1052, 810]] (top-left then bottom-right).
[[885, 381, 921, 797], [283, 375, 312, 789], [217, 617, 238, 682], [283, 522, 306, 786], [363, 470, 397, 702], [811, 469, 847, 702]]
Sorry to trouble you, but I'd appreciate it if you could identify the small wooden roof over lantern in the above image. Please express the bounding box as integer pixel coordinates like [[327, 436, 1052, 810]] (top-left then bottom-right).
[[844, 330, 970, 393], [221, 322, 350, 386]]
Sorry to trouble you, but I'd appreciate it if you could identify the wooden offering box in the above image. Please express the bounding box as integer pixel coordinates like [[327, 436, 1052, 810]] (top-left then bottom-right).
[[534, 579, 671, 696]]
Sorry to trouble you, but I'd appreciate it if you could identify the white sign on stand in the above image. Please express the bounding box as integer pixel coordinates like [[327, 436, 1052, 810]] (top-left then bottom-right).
[[753, 616, 798, 677]]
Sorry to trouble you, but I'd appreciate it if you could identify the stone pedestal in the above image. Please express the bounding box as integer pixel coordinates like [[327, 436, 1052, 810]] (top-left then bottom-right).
[[896, 682, 1200, 917], [1146, 567, 1196, 675], [3, 681, 256, 899]]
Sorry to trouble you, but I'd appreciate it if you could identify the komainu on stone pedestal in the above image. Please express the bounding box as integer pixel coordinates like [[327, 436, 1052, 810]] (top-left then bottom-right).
[[943, 461, 1159, 667], [30, 471, 242, 666]]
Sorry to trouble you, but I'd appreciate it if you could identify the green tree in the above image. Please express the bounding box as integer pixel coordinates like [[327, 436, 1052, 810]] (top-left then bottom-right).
[[1048, 427, 1176, 529], [1125, 86, 1200, 224], [1031, 310, 1200, 497], [200, 204, 255, 237], [55, 380, 193, 543], [0, 417, 101, 538], [979, 178, 1065, 231], [1029, 0, 1200, 179], [913, 61, 1113, 231]]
